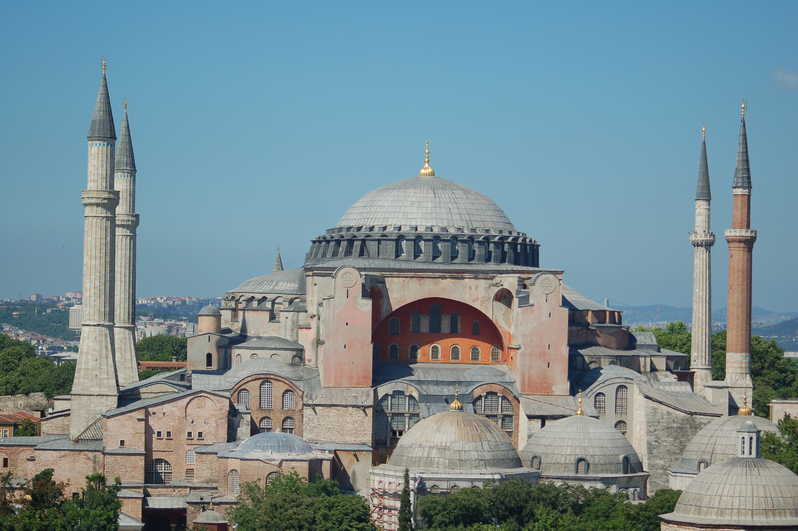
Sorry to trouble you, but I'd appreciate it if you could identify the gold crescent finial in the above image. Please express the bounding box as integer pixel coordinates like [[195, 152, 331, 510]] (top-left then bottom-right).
[[738, 392, 753, 416], [101, 59, 108, 74], [449, 393, 463, 411], [575, 392, 584, 416], [419, 140, 435, 177]]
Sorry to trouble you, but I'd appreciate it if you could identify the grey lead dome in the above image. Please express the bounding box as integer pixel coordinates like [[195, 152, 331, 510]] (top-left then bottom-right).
[[336, 175, 516, 233]]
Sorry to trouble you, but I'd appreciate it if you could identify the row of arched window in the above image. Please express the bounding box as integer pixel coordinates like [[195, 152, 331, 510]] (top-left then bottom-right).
[[227, 469, 280, 497], [148, 457, 291, 488], [592, 386, 628, 417], [527, 455, 633, 475], [381, 344, 501, 362], [258, 416, 295, 434], [236, 382, 296, 411], [388, 315, 482, 336]]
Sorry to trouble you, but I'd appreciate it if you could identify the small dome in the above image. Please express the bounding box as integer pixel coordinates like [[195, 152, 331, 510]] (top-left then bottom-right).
[[389, 410, 521, 472], [193, 510, 228, 524], [672, 414, 777, 474], [336, 175, 516, 233], [234, 432, 313, 456], [198, 304, 221, 316], [520, 415, 643, 475], [662, 458, 798, 527]]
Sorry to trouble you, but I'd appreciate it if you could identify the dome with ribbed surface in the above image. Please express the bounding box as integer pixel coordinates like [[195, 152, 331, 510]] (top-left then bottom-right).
[[336, 176, 516, 233], [388, 410, 521, 471], [662, 457, 798, 527], [519, 415, 643, 475], [198, 304, 220, 316], [671, 414, 777, 474]]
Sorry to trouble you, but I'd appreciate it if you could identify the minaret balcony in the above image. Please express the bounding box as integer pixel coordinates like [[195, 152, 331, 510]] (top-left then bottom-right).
[[689, 232, 715, 247], [724, 228, 757, 242]]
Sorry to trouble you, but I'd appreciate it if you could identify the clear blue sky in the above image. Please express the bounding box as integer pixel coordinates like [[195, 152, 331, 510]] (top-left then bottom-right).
[[1, 1, 796, 311]]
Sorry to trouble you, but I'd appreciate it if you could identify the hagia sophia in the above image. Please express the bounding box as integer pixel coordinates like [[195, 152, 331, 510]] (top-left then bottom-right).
[[1, 65, 797, 531]]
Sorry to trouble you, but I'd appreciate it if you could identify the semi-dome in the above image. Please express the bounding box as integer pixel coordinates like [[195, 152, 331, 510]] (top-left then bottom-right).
[[388, 409, 521, 472], [662, 457, 798, 527], [232, 432, 313, 456], [672, 413, 777, 474], [336, 175, 516, 233], [520, 414, 643, 475]]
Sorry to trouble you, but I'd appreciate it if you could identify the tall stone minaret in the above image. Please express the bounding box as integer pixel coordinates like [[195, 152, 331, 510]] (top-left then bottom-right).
[[724, 102, 756, 408], [71, 62, 120, 439], [690, 127, 715, 395], [113, 102, 139, 387]]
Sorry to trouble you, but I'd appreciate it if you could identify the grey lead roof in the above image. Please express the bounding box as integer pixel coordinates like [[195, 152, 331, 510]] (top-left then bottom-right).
[[88, 72, 116, 140], [696, 135, 711, 201], [733, 114, 751, 189], [115, 107, 135, 171], [231, 268, 306, 295], [561, 286, 616, 311], [336, 175, 517, 233]]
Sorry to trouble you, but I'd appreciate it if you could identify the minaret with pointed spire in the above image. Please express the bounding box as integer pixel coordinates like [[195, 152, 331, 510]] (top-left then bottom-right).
[[724, 101, 757, 409], [71, 61, 120, 439], [689, 127, 715, 395], [273, 248, 284, 273], [113, 101, 139, 387]]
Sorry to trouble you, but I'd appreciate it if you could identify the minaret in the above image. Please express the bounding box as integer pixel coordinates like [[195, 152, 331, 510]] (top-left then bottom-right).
[[71, 61, 120, 439], [113, 101, 139, 387], [689, 127, 715, 394], [273, 248, 284, 272], [724, 101, 756, 408]]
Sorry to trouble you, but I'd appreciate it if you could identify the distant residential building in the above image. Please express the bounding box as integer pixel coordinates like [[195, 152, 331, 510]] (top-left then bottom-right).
[[0, 412, 41, 438]]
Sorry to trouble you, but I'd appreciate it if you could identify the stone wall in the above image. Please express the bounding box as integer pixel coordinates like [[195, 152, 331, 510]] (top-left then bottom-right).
[[303, 405, 372, 445], [0, 393, 49, 413]]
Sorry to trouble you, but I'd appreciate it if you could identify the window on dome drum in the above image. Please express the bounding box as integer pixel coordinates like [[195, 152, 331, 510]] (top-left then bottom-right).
[[282, 417, 295, 434], [266, 472, 280, 485], [621, 456, 631, 474], [615, 386, 628, 416], [594, 393, 606, 416], [491, 345, 500, 362], [411, 313, 421, 333], [698, 460, 708, 472], [450, 345, 461, 361], [379, 391, 420, 444], [344, 239, 354, 257], [429, 304, 442, 333], [395, 237, 405, 258], [282, 390, 295, 410], [409, 345, 419, 361], [472, 321, 481, 336], [470, 346, 481, 361], [432, 237, 442, 260], [473, 392, 514, 438], [259, 417, 273, 432], [615, 420, 627, 436], [146, 459, 172, 484], [576, 458, 589, 475], [413, 236, 423, 259], [450, 313, 459, 333], [228, 470, 240, 496], [205, 352, 213, 368], [185, 449, 195, 465], [260, 380, 273, 409], [389, 344, 399, 361], [235, 354, 241, 365], [530, 456, 541, 470], [430, 345, 440, 360], [389, 318, 400, 336], [450, 237, 459, 260], [237, 389, 250, 410]]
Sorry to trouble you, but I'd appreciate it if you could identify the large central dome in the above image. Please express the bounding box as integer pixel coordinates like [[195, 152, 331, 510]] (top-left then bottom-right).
[[336, 175, 516, 233]]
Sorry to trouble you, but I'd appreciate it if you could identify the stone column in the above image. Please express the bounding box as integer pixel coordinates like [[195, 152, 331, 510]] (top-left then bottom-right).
[[689, 228, 714, 393]]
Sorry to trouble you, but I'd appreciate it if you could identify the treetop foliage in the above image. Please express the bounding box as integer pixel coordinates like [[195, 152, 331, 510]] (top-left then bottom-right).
[[0, 334, 74, 398], [761, 414, 798, 475], [135, 334, 187, 362]]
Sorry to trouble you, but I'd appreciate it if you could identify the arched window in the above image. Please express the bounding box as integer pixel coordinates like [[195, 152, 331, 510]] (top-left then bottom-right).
[[378, 391, 420, 444], [615, 386, 628, 416], [594, 393, 606, 416], [450, 236, 459, 260], [430, 345, 440, 360], [490, 345, 501, 362], [473, 392, 514, 438], [409, 345, 419, 361], [228, 470, 240, 496], [282, 390, 295, 410], [260, 380, 273, 409], [472, 321, 481, 336], [429, 304, 442, 333], [450, 314, 459, 333], [250, 353, 258, 360], [698, 460, 708, 472], [282, 417, 295, 434], [389, 318, 400, 336], [450, 345, 461, 361], [389, 344, 399, 361], [205, 352, 213, 368], [266, 472, 280, 486], [530, 456, 541, 470], [470, 346, 481, 361], [259, 417, 273, 432], [411, 313, 421, 333], [615, 420, 627, 436], [185, 449, 195, 465], [147, 459, 172, 484], [621, 455, 631, 474], [237, 389, 250, 410], [395, 236, 406, 258], [576, 458, 589, 475], [413, 236, 423, 259], [235, 353, 241, 365], [432, 236, 442, 260]]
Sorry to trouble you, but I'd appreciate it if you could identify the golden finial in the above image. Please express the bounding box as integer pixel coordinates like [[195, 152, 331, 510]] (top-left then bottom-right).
[[101, 59, 108, 75], [738, 392, 753, 416], [740, 100, 747, 119], [701, 126, 707, 139], [575, 392, 584, 416], [449, 393, 463, 411], [419, 140, 435, 177]]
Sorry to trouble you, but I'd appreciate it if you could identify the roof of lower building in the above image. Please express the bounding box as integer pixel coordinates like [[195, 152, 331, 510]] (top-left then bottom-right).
[[223, 432, 315, 458], [194, 510, 229, 524], [561, 286, 617, 311], [105, 389, 229, 418], [231, 268, 306, 295]]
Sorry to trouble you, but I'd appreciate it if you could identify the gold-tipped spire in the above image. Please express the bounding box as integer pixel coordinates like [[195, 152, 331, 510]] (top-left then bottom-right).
[[419, 140, 435, 177], [575, 392, 584, 416], [449, 393, 463, 411], [701, 126, 707, 139], [737, 392, 753, 416], [740, 100, 747, 119]]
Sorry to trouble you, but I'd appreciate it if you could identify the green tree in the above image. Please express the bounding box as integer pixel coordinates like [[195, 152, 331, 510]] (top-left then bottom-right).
[[762, 414, 798, 474], [136, 335, 187, 362], [650, 322, 691, 354], [15, 419, 38, 436], [0, 334, 75, 398], [398, 468, 413, 531], [59, 474, 122, 531]]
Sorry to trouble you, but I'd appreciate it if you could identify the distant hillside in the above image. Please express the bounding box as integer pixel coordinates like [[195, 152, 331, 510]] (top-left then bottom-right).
[[0, 302, 76, 340], [617, 304, 798, 327], [754, 317, 798, 338]]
